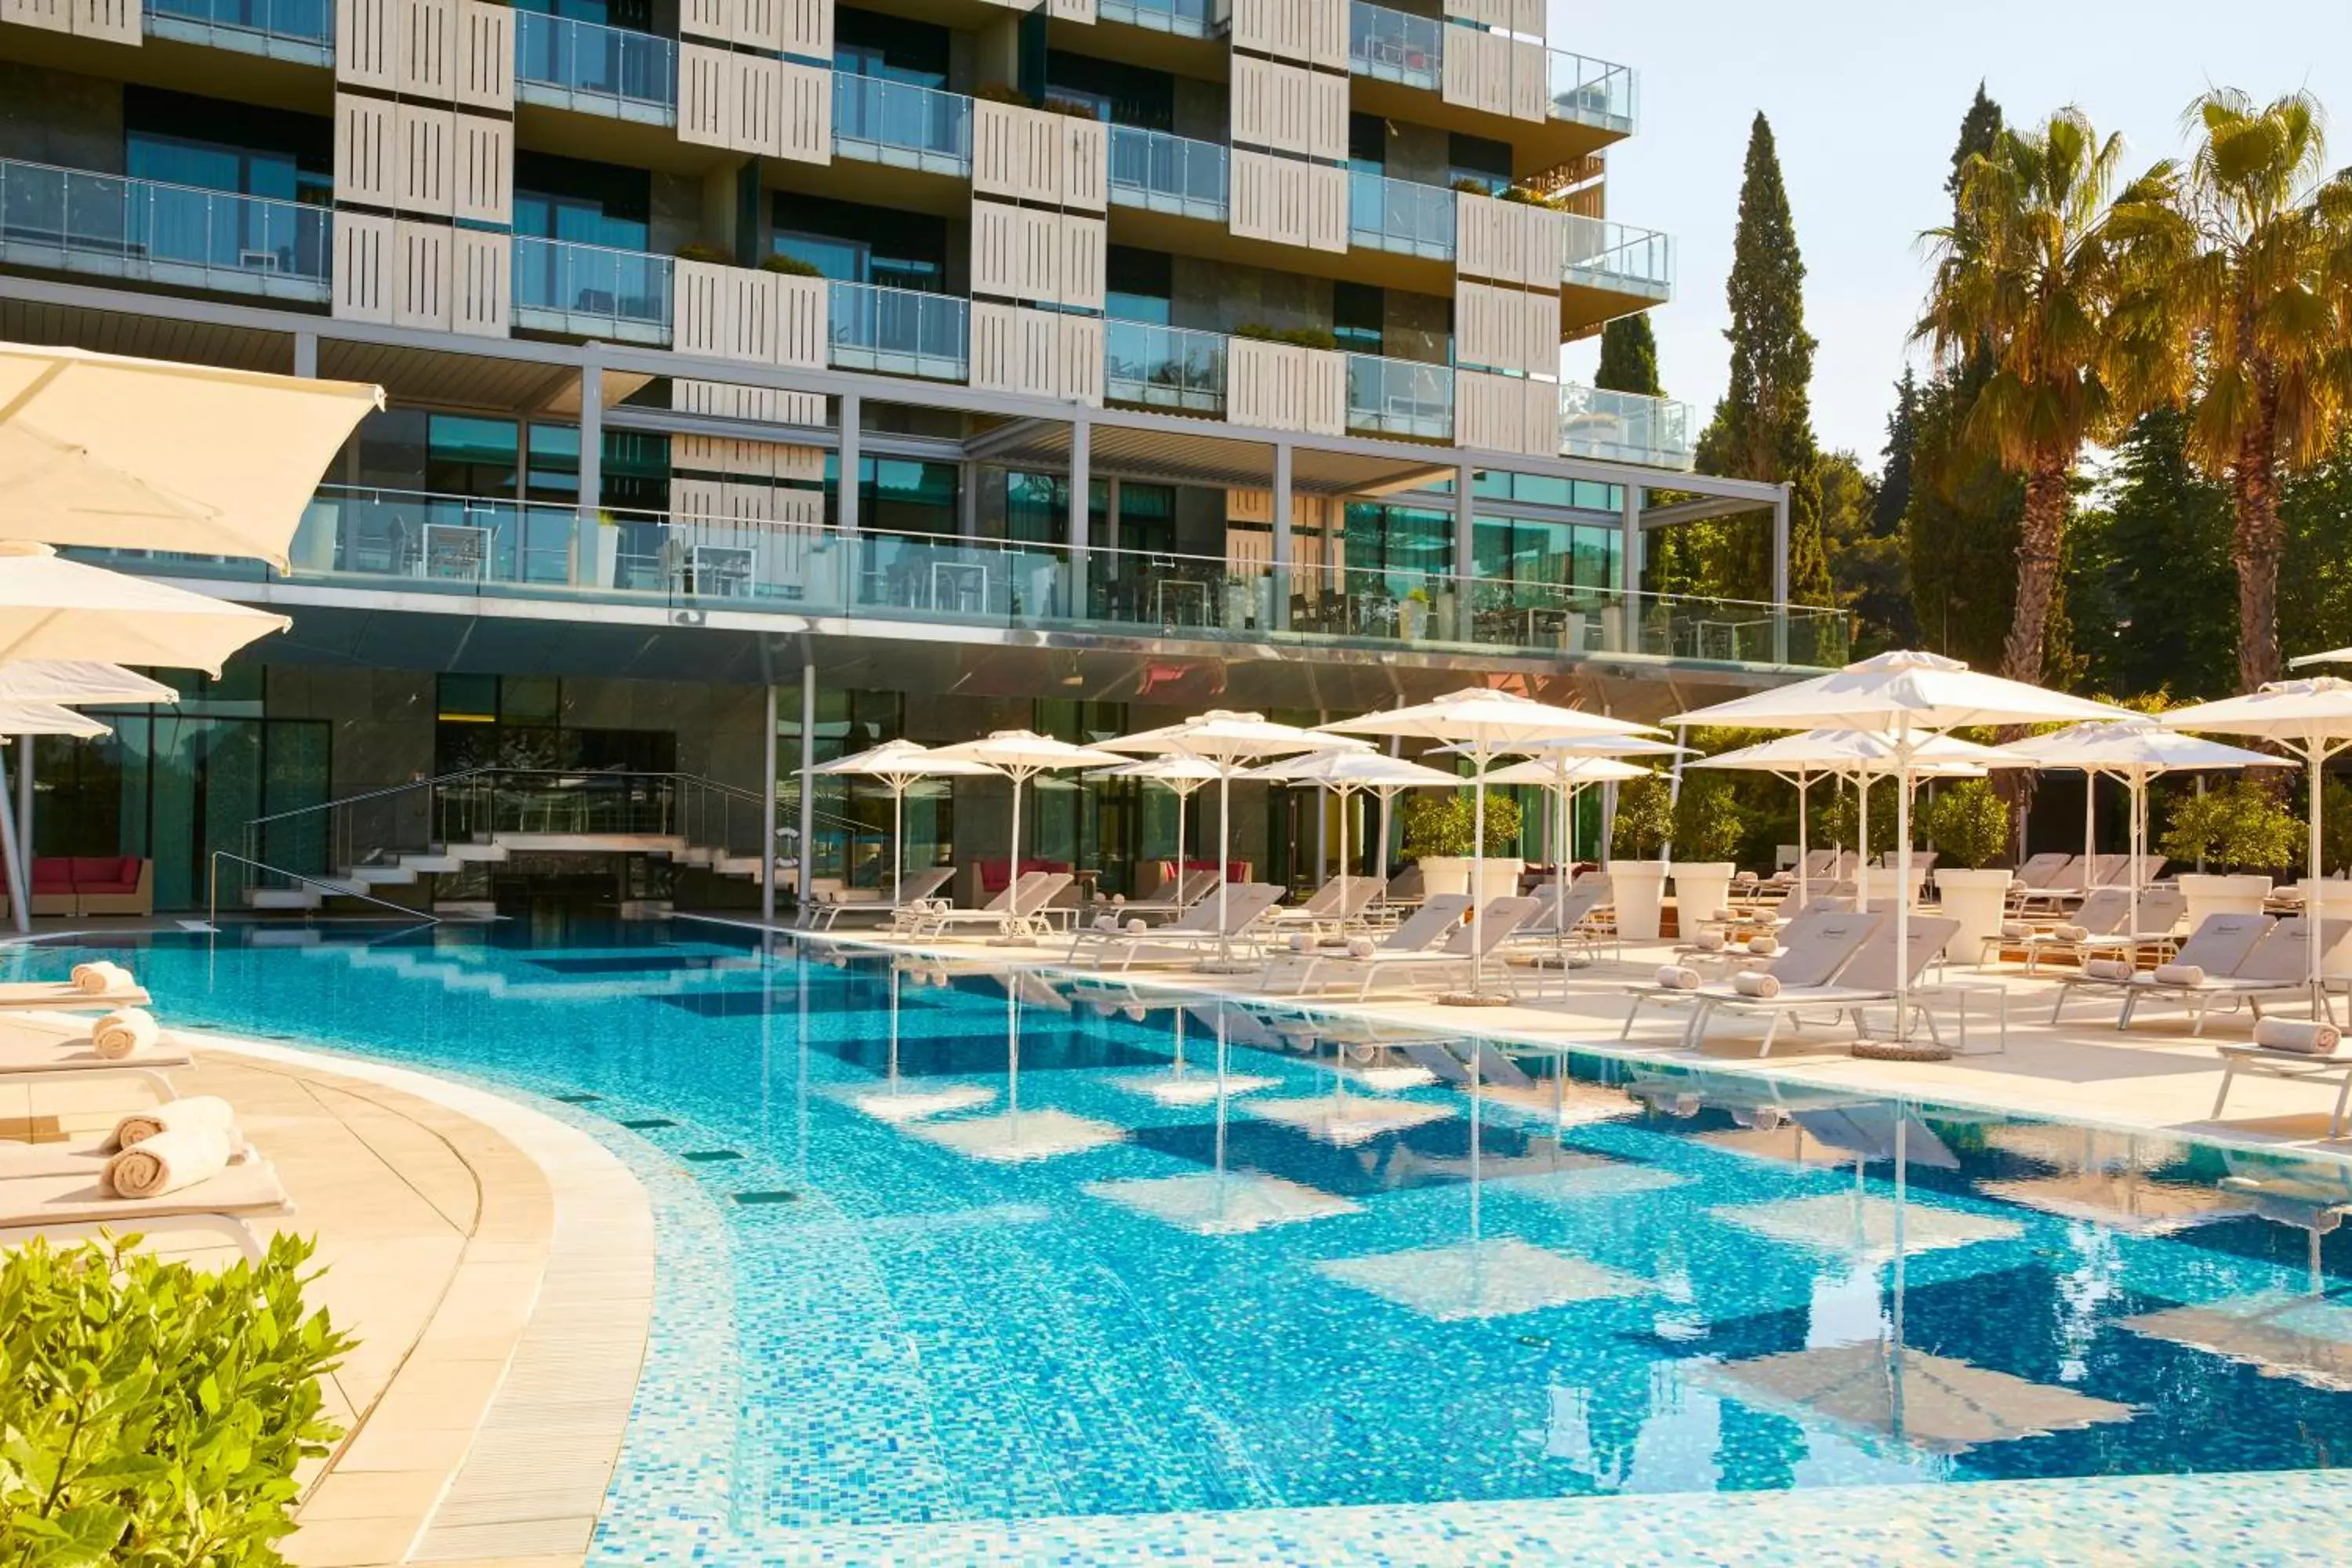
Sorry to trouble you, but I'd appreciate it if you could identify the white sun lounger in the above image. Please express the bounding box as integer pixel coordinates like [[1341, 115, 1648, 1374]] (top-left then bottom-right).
[[810, 866, 955, 931], [1680, 916, 1961, 1055], [2048, 911, 2274, 1024], [0, 1157, 292, 1263], [2012, 887, 2188, 973], [1509, 877, 1615, 964], [1073, 883, 1290, 971], [1259, 895, 1471, 995], [1264, 874, 1387, 939], [1111, 867, 1222, 921], [1291, 896, 1540, 1001], [0, 978, 152, 1011], [2116, 917, 2352, 1036], [0, 1025, 193, 1102], [2212, 1033, 2352, 1138], [905, 870, 1073, 940], [1069, 882, 1278, 964], [1621, 908, 1882, 1040], [1984, 887, 2134, 971]]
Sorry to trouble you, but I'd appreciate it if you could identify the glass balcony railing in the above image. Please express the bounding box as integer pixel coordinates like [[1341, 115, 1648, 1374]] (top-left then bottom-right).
[[1346, 354, 1454, 441], [1549, 49, 1638, 133], [514, 13, 677, 122], [510, 237, 674, 344], [828, 281, 969, 381], [1107, 126, 1229, 222], [832, 74, 972, 176], [1348, 169, 1455, 260], [0, 159, 330, 300], [297, 488, 584, 587], [147, 0, 329, 54], [1104, 320, 1226, 416], [1562, 215, 1674, 299], [1558, 383, 1696, 472], [1348, 2, 1443, 89], [1097, 0, 1217, 38]]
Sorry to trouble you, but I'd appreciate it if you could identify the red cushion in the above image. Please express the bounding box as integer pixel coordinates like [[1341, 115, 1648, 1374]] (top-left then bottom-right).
[[61, 857, 143, 893], [30, 857, 72, 894]]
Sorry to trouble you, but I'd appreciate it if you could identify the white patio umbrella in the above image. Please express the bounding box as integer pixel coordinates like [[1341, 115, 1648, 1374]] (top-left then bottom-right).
[[1087, 754, 1221, 900], [0, 659, 176, 706], [0, 341, 382, 571], [1480, 753, 1652, 943], [0, 700, 112, 935], [1671, 652, 2135, 1047], [811, 739, 992, 902], [1320, 689, 1661, 1004], [1437, 733, 1686, 893], [1098, 711, 1360, 967], [1991, 720, 2288, 938], [2161, 678, 2352, 1005], [0, 543, 291, 675], [923, 730, 1129, 936], [1241, 750, 1460, 890]]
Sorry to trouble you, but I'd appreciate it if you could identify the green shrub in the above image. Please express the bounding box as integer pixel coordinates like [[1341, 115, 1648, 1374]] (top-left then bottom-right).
[[1039, 96, 1101, 119], [0, 1233, 352, 1566], [673, 241, 733, 265], [1671, 774, 1748, 862], [1400, 790, 1522, 857], [1497, 185, 1554, 207], [1451, 176, 1496, 194], [759, 252, 822, 277], [1232, 323, 1339, 352], [2159, 778, 2300, 873], [1610, 773, 1675, 858], [1918, 778, 2010, 869], [974, 82, 1033, 107]]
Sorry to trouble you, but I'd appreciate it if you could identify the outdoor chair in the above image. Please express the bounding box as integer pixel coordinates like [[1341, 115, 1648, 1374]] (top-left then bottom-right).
[[1258, 895, 1470, 995], [1680, 915, 1962, 1056], [2049, 911, 2275, 1025], [1288, 895, 1539, 1001], [1109, 867, 1221, 922], [0, 1159, 292, 1265], [1070, 883, 1290, 971], [1621, 908, 1882, 1042], [2115, 917, 2352, 1035], [905, 870, 1073, 941], [1264, 874, 1388, 941], [808, 866, 953, 931]]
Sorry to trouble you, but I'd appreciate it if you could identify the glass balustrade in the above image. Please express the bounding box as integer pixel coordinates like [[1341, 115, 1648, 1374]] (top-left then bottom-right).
[[1560, 215, 1674, 298], [1345, 354, 1454, 441], [832, 74, 972, 176], [510, 236, 674, 344], [1097, 0, 1217, 38], [1557, 383, 1696, 471], [1107, 126, 1228, 221], [147, 0, 329, 53], [0, 159, 330, 299], [1348, 169, 1456, 260], [1348, 2, 1443, 89], [514, 13, 677, 122], [828, 281, 969, 381], [298, 488, 583, 588], [1104, 320, 1227, 416], [1549, 48, 1638, 133]]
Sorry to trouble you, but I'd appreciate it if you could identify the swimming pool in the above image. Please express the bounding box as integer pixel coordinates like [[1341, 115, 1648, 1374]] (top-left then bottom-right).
[[18, 920, 2352, 1554]]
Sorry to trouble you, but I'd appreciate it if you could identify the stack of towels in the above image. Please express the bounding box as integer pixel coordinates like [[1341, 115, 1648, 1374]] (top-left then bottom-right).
[[103, 1095, 237, 1200]]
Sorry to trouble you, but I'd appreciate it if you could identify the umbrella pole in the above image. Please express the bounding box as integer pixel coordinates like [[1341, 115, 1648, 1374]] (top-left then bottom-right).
[[2310, 742, 2326, 1016], [1554, 776, 1569, 960], [1857, 772, 1871, 908], [1894, 738, 1915, 1043], [996, 767, 1024, 946], [0, 745, 27, 938], [893, 783, 906, 906], [1892, 1108, 1909, 1441], [1795, 772, 1812, 908]]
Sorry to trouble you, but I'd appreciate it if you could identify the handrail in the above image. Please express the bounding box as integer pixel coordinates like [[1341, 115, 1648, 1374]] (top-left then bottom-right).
[[246, 764, 498, 831], [208, 851, 442, 927]]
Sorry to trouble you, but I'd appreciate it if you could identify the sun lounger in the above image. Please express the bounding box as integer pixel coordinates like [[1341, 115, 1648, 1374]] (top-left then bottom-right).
[[1259, 895, 1470, 994], [1279, 896, 1536, 1000], [1264, 874, 1387, 939], [0, 1025, 192, 1102], [1109, 867, 1222, 922], [1677, 916, 1961, 1055], [1621, 908, 1882, 1040], [0, 1157, 292, 1263], [1069, 882, 1272, 964], [1509, 877, 1615, 964], [808, 866, 954, 931], [905, 870, 1073, 940], [2049, 911, 2274, 1025], [0, 975, 151, 1011], [2115, 917, 2352, 1036], [2029, 886, 2187, 972], [1984, 887, 2135, 971], [1377, 864, 1427, 913], [1073, 883, 1289, 971], [2212, 1021, 2352, 1138]]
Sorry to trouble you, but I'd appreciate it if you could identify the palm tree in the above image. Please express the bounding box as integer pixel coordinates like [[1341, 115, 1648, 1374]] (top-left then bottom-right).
[[2153, 91, 2352, 691], [1915, 109, 2165, 687]]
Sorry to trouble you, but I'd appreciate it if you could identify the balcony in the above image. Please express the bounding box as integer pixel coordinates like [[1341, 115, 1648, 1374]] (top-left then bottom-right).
[[1559, 383, 1695, 471], [1346, 354, 1454, 441], [1097, 0, 1218, 39], [514, 13, 678, 125], [146, 0, 330, 60], [1107, 127, 1229, 223], [1104, 320, 1226, 416], [511, 237, 674, 345], [1348, 2, 1442, 92], [273, 486, 1847, 669], [1562, 215, 1673, 301], [831, 74, 972, 177], [1348, 170, 1455, 260], [0, 160, 330, 302], [827, 281, 968, 381], [1548, 49, 1638, 136]]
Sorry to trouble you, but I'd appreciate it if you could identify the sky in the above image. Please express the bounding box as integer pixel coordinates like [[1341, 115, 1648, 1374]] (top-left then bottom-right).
[[1556, 0, 2352, 470]]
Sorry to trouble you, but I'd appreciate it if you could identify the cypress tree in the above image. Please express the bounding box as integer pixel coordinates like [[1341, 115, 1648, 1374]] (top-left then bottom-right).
[[1693, 113, 1831, 607], [1873, 367, 1918, 539], [1595, 314, 1662, 397]]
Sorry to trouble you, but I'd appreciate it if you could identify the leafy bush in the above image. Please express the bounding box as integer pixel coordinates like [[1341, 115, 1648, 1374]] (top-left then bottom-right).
[[1400, 790, 1522, 857], [1039, 96, 1102, 119], [1919, 779, 2010, 869], [1, 1233, 352, 1565], [759, 252, 822, 277], [1232, 323, 1339, 352], [1671, 774, 1748, 862], [1810, 778, 1900, 856], [1451, 176, 1497, 194], [1610, 774, 1675, 858], [2159, 778, 2300, 873], [1496, 185, 1555, 207], [673, 241, 733, 265], [974, 82, 1033, 106]]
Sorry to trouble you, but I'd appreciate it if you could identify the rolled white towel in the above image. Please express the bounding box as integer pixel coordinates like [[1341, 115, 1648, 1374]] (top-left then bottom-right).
[[1289, 932, 1314, 953], [1733, 971, 1781, 999], [1652, 964, 1700, 990], [114, 1094, 235, 1149], [1693, 931, 1726, 953], [1711, 908, 1736, 923], [1346, 937, 1377, 959], [89, 1008, 158, 1061], [69, 960, 132, 995], [2082, 958, 2135, 982], [2151, 963, 2206, 987], [2055, 924, 2089, 943], [2253, 1017, 2343, 1056], [1110, 894, 1127, 906], [1733, 871, 1759, 886], [1092, 915, 1117, 932], [1747, 935, 1779, 956], [2000, 922, 2032, 941], [103, 1125, 231, 1199], [1125, 918, 1147, 935]]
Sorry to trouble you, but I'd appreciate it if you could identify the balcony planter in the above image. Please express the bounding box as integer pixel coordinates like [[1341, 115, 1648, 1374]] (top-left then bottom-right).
[[1415, 855, 1523, 906], [2179, 873, 2273, 929], [1611, 859, 1668, 941], [1668, 862, 1736, 937], [1932, 868, 2012, 960]]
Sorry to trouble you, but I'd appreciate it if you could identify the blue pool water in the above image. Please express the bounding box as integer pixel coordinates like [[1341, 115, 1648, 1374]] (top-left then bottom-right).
[[17, 919, 2352, 1544]]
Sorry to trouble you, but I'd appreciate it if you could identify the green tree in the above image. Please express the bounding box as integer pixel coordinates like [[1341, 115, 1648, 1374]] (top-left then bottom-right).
[[1693, 113, 1831, 608], [1817, 449, 1911, 653], [2066, 408, 2236, 699], [1874, 366, 1919, 539], [1595, 313, 1662, 396], [1916, 107, 2162, 687], [2281, 435, 2352, 659]]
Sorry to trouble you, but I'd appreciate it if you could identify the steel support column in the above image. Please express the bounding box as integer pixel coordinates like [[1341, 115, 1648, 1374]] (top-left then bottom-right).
[[761, 684, 779, 924]]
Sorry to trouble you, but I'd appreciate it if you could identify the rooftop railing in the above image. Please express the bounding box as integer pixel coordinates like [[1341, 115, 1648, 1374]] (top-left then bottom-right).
[[146, 0, 330, 56], [1548, 48, 1638, 133], [1348, 169, 1456, 260], [1108, 126, 1229, 222], [827, 281, 969, 381], [832, 73, 972, 176], [1097, 0, 1218, 38], [1104, 320, 1227, 416], [1347, 1, 1443, 90], [1559, 383, 1696, 471], [0, 159, 330, 301], [514, 13, 678, 122], [510, 236, 675, 344], [1561, 213, 1672, 297], [1346, 354, 1454, 441]]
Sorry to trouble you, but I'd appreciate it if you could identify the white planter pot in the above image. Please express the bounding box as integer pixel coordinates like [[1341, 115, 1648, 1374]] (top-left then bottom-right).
[[2179, 873, 2272, 931], [1670, 862, 1737, 935], [1933, 868, 2014, 960], [1612, 861, 1669, 941], [1416, 855, 1524, 906]]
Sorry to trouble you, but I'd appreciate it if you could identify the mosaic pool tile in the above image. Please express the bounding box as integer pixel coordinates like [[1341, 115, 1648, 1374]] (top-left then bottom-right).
[[1108, 1070, 1278, 1106], [1084, 1172, 1362, 1234], [904, 1108, 1127, 1162], [838, 1083, 998, 1123], [1711, 1192, 2024, 1259], [2122, 1292, 2352, 1392], [1316, 1239, 1653, 1321], [1243, 1094, 1454, 1145]]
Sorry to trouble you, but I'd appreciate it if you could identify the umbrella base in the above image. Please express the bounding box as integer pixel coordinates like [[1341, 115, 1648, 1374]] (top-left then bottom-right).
[[1528, 953, 1592, 971], [1439, 992, 1512, 1008], [1849, 1037, 1953, 1063], [1195, 959, 1260, 975]]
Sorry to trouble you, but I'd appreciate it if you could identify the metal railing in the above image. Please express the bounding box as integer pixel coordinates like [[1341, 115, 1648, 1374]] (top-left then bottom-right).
[[832, 73, 972, 175], [0, 158, 330, 299], [1346, 354, 1454, 441], [1561, 214, 1673, 298], [1548, 48, 1638, 133], [1104, 320, 1227, 415], [514, 12, 677, 122], [1558, 383, 1697, 471], [1097, 0, 1218, 37], [827, 281, 969, 380], [510, 235, 675, 343], [209, 851, 442, 927], [147, 0, 330, 49], [1108, 126, 1229, 221], [1348, 1, 1443, 89], [1348, 169, 1456, 260]]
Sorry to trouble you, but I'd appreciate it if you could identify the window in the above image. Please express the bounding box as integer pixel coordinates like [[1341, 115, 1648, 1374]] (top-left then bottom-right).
[[512, 151, 651, 250], [1334, 282, 1385, 355], [1044, 50, 1174, 130], [124, 88, 332, 204], [1105, 247, 1171, 325], [1348, 112, 1389, 174], [771, 195, 948, 292], [823, 457, 959, 535], [1448, 130, 1512, 194], [513, 0, 651, 27], [833, 6, 949, 83], [1345, 503, 1452, 597]]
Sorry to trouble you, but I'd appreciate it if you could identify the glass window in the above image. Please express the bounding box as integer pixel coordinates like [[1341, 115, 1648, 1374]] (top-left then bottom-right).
[[1447, 130, 1512, 194], [437, 673, 499, 723], [821, 457, 959, 535], [1348, 112, 1388, 174], [1005, 471, 1069, 546], [833, 6, 949, 82], [1334, 282, 1385, 355], [513, 0, 651, 27], [124, 87, 332, 204], [1345, 503, 1452, 597], [1105, 246, 1171, 325], [512, 151, 651, 250], [771, 195, 947, 292], [426, 416, 521, 500], [1044, 50, 1174, 130]]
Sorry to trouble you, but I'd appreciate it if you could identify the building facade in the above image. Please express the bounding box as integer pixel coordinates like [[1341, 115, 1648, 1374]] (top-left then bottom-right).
[[0, 0, 1838, 912]]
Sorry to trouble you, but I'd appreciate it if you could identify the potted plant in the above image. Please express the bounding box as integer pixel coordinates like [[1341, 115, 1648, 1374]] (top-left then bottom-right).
[[1400, 792, 1523, 905], [2161, 779, 2296, 925], [1399, 584, 1430, 640], [1668, 775, 1746, 939], [1608, 773, 1674, 940], [1920, 779, 2013, 958]]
